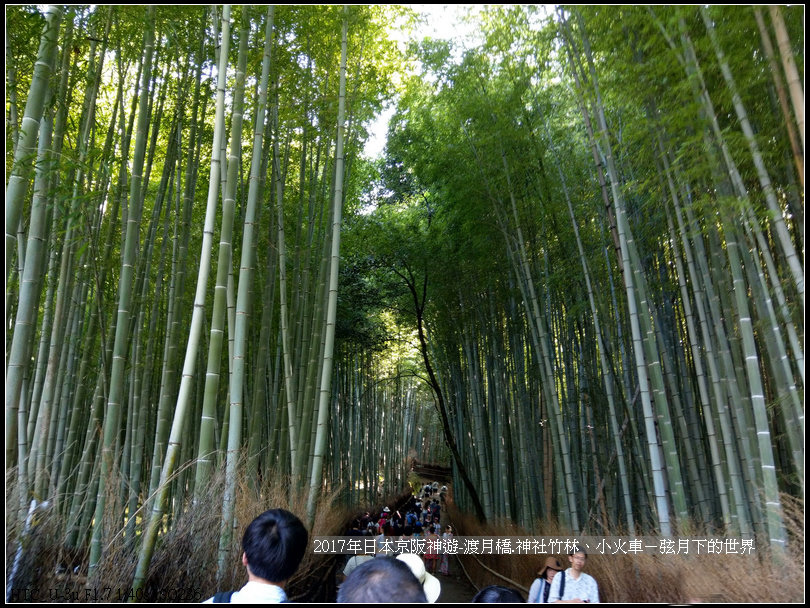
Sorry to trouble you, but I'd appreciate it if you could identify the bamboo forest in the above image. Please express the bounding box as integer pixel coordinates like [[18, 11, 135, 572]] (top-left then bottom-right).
[[5, 4, 805, 603]]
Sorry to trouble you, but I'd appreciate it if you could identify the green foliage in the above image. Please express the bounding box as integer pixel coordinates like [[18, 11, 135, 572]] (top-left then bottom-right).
[[341, 4, 804, 534], [6, 2, 804, 584]]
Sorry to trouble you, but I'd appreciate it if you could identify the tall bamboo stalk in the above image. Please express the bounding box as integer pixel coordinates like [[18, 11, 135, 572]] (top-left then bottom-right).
[[132, 5, 231, 594], [217, 5, 274, 574], [195, 8, 248, 498], [768, 5, 804, 155], [89, 6, 156, 572], [5, 5, 62, 305], [560, 7, 672, 535], [306, 8, 350, 523], [701, 7, 803, 315]]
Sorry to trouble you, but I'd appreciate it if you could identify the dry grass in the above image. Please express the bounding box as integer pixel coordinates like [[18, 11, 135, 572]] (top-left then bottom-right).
[[445, 495, 805, 603], [8, 465, 804, 603], [5, 460, 358, 603]]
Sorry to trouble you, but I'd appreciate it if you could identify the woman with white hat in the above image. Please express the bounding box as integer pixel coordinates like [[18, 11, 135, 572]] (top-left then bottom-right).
[[396, 553, 442, 603]]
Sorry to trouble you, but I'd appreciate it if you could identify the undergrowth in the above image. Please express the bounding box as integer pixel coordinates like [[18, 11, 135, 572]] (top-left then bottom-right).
[[5, 462, 358, 603], [7, 467, 804, 603], [446, 493, 805, 603]]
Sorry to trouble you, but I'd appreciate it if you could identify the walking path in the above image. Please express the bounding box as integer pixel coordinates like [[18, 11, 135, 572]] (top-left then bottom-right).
[[435, 557, 478, 603], [433, 483, 478, 602], [332, 477, 480, 602]]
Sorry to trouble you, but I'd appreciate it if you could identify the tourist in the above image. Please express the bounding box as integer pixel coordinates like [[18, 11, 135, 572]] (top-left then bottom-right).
[[203, 509, 308, 603], [528, 557, 563, 603], [397, 553, 442, 602], [337, 557, 427, 603], [548, 546, 599, 603], [424, 525, 440, 574], [439, 525, 453, 575], [472, 585, 525, 602]]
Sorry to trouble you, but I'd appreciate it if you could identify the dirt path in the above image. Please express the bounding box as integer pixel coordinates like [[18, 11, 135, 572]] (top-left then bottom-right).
[[435, 557, 478, 603], [433, 488, 478, 602], [407, 477, 479, 602]]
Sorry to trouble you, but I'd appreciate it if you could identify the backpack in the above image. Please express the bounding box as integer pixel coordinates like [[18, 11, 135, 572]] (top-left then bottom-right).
[[214, 590, 288, 603], [213, 591, 235, 603]]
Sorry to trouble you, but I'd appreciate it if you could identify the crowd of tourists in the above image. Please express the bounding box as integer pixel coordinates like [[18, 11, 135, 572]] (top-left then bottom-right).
[[205, 482, 600, 603], [340, 481, 452, 580], [353, 482, 446, 533]]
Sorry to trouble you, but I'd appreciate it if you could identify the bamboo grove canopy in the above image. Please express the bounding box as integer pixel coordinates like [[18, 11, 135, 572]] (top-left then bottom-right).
[[5, 3, 804, 592]]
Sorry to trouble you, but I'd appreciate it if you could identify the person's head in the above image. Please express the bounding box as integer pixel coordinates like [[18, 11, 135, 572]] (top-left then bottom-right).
[[537, 556, 563, 582], [338, 557, 428, 603], [241, 509, 308, 584], [471, 585, 525, 603], [568, 546, 587, 574]]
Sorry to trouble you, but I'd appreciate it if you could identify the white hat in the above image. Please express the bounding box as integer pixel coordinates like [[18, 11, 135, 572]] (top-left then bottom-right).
[[383, 506, 390, 513], [342, 554, 373, 577], [396, 553, 441, 603]]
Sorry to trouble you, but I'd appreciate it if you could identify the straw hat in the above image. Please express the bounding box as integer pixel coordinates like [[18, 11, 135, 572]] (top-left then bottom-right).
[[537, 556, 563, 578], [396, 553, 441, 603]]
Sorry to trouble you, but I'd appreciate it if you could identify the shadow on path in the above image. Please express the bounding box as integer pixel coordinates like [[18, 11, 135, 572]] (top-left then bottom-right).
[[435, 557, 478, 603]]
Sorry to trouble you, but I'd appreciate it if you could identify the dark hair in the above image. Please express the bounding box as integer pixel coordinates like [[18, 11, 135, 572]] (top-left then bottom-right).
[[338, 557, 427, 603], [568, 545, 587, 556], [242, 509, 308, 583], [471, 585, 525, 603]]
